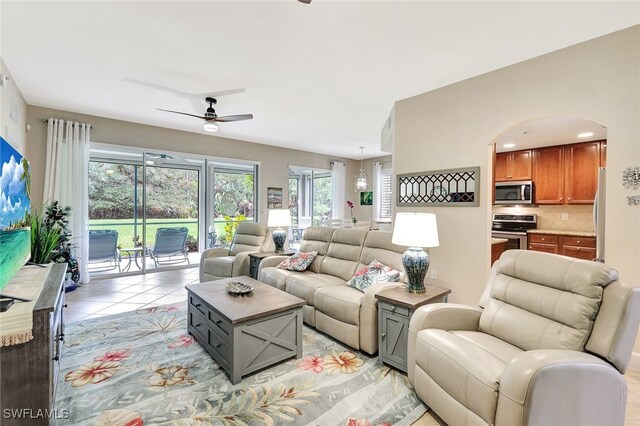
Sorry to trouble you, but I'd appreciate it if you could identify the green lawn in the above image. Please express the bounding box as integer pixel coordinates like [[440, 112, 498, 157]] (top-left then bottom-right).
[[88, 219, 230, 249]]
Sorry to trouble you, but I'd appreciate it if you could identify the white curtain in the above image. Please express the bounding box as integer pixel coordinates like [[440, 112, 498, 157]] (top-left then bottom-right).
[[43, 119, 90, 283], [331, 161, 346, 219], [372, 161, 383, 220]]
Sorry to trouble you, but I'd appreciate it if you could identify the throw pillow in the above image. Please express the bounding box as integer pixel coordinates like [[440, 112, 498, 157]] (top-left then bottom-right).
[[347, 259, 401, 292], [277, 251, 318, 272]]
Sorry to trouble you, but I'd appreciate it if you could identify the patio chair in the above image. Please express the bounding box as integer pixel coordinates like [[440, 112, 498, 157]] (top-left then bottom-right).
[[88, 230, 121, 272], [146, 227, 190, 268]]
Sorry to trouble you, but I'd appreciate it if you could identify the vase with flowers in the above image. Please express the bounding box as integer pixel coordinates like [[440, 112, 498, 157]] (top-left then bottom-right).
[[347, 200, 357, 226]]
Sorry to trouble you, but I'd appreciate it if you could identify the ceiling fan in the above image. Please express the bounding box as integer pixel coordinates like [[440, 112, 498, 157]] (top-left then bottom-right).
[[157, 97, 253, 133]]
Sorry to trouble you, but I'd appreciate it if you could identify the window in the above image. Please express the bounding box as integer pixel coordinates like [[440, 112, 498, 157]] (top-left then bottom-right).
[[288, 166, 332, 227], [380, 170, 393, 219]]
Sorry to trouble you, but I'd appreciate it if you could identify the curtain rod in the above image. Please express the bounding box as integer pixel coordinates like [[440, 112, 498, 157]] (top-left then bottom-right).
[[41, 118, 93, 129]]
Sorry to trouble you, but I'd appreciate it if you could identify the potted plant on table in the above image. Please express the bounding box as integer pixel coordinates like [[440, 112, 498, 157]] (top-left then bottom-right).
[[29, 201, 80, 291], [347, 200, 357, 225]]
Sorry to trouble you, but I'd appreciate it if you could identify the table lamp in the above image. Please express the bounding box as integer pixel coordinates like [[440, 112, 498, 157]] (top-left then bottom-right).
[[391, 212, 440, 293], [267, 209, 292, 253]]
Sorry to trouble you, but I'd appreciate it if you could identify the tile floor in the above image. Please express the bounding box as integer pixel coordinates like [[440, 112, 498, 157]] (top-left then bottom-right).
[[64, 268, 640, 425], [64, 267, 199, 323]]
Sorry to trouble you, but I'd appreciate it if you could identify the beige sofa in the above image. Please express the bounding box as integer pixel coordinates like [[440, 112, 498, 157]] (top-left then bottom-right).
[[199, 222, 274, 282], [258, 226, 407, 355], [408, 249, 640, 426]]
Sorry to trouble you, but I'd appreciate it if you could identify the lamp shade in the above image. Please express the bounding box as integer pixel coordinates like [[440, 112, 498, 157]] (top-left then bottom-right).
[[267, 209, 292, 227], [392, 212, 439, 248]]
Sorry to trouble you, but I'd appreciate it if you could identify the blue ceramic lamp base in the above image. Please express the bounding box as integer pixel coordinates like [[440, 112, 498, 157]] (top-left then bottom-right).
[[402, 247, 429, 293], [272, 228, 287, 253]]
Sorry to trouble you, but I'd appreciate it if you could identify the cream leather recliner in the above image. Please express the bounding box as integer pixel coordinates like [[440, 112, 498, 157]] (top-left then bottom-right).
[[408, 249, 640, 426], [199, 222, 273, 282]]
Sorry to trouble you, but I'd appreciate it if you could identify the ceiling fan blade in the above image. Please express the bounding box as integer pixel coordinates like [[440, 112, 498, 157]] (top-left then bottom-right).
[[156, 108, 206, 120], [214, 114, 254, 122], [298, 0, 312, 3], [126, 78, 245, 99], [194, 88, 245, 98]]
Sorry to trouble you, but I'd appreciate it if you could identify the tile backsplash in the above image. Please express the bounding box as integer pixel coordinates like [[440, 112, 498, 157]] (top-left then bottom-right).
[[493, 205, 594, 232]]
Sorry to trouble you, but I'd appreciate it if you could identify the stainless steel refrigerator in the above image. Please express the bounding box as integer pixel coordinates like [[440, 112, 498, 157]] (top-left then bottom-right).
[[593, 167, 606, 262]]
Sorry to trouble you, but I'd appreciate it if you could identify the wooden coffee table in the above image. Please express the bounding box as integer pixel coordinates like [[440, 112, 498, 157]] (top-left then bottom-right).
[[185, 276, 305, 384]]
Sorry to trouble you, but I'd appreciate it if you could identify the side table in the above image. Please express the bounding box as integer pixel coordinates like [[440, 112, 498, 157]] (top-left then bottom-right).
[[248, 251, 296, 279], [375, 285, 451, 373], [120, 247, 144, 272]]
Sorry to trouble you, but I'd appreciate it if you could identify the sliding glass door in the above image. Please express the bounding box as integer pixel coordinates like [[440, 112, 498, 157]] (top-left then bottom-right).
[[88, 147, 258, 277], [207, 163, 257, 249], [88, 157, 143, 275], [143, 152, 202, 270]]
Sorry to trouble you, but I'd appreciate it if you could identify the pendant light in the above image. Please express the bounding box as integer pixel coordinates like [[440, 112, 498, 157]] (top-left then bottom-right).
[[354, 146, 369, 192]]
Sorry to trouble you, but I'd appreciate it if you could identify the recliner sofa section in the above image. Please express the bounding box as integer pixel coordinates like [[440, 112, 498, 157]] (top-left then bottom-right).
[[199, 222, 274, 282], [407, 249, 640, 426], [258, 226, 407, 355]]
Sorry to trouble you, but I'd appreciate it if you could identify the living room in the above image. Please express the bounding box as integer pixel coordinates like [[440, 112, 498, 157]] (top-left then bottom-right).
[[1, 2, 640, 425]]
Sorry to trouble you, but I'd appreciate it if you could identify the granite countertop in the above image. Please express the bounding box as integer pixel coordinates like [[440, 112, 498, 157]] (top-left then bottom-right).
[[492, 238, 508, 245], [528, 229, 596, 238]]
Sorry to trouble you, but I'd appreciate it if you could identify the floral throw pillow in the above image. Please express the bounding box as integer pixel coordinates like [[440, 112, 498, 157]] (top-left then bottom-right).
[[347, 259, 401, 292], [277, 251, 318, 272]]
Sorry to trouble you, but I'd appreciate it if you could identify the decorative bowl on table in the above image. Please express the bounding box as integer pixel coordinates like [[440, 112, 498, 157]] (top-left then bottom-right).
[[225, 281, 254, 295]]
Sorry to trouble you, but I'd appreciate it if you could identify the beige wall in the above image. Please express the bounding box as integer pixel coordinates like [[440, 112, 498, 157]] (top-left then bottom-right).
[[394, 26, 640, 356], [1, 57, 27, 152], [25, 106, 359, 222]]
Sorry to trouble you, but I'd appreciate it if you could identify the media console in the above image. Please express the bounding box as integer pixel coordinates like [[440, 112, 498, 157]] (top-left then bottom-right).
[[0, 263, 67, 425]]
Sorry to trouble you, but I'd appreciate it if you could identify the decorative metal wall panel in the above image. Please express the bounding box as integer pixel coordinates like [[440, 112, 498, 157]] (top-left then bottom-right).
[[397, 166, 480, 207]]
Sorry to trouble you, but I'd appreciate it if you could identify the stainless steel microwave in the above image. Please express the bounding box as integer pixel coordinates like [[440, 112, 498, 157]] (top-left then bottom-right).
[[495, 180, 534, 205]]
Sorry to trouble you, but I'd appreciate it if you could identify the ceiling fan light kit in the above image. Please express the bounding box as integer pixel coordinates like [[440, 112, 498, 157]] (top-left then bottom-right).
[[355, 146, 369, 192], [203, 122, 219, 133]]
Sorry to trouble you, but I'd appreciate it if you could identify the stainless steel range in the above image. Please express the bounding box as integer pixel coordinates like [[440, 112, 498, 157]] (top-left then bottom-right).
[[491, 214, 537, 251]]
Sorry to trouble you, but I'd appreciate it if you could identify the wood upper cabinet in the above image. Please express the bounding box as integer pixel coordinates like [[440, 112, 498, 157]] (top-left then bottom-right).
[[534, 146, 564, 204], [495, 150, 532, 182], [565, 141, 601, 204]]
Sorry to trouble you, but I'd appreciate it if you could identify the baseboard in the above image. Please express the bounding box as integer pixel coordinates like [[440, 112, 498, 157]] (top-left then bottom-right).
[[629, 351, 640, 371]]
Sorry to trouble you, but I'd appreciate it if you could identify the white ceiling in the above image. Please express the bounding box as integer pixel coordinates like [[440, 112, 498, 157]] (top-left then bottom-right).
[[2, 1, 638, 159]]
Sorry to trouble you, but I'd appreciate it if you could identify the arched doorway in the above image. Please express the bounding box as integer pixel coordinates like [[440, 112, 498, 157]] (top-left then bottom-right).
[[488, 116, 607, 265]]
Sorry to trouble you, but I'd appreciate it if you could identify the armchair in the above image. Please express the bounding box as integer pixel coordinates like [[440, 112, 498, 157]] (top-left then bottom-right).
[[408, 249, 640, 426], [199, 222, 273, 282]]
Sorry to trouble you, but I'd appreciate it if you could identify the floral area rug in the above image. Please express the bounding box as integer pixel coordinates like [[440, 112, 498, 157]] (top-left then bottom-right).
[[54, 303, 427, 425]]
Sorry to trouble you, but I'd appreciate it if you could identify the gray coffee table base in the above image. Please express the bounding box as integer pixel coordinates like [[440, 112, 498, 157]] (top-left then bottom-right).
[[188, 294, 303, 384]]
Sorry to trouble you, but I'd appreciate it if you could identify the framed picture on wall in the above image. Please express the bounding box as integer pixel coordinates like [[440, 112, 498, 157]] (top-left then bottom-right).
[[360, 191, 373, 206], [267, 187, 283, 208]]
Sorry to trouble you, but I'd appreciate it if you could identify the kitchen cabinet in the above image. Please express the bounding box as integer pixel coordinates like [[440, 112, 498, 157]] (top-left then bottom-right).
[[561, 236, 596, 261], [491, 241, 506, 265], [565, 141, 602, 204], [495, 150, 532, 182], [533, 146, 564, 204], [528, 234, 560, 254], [528, 233, 596, 260], [504, 140, 606, 205]]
